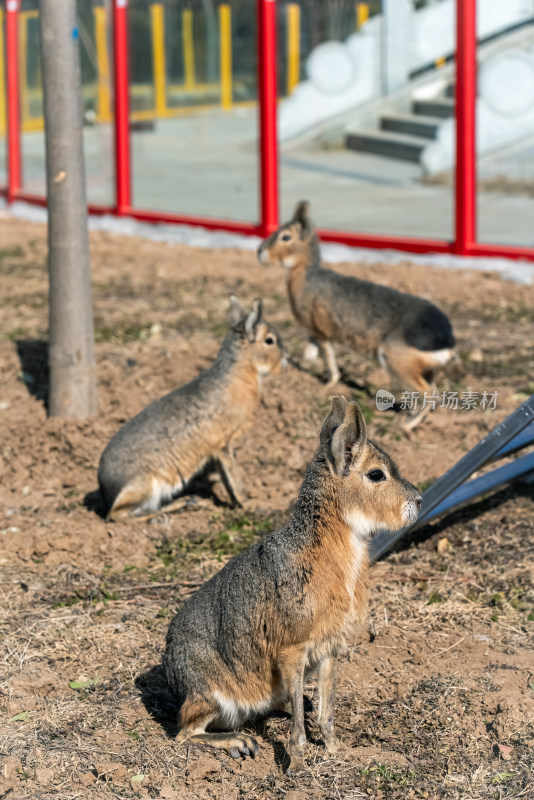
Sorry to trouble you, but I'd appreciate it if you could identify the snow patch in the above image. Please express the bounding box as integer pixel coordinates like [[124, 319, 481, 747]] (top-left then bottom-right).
[[2, 198, 533, 285]]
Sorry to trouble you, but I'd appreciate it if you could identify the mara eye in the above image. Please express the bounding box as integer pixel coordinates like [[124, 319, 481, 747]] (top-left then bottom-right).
[[281, 233, 291, 242], [367, 469, 386, 483], [264, 335, 275, 345]]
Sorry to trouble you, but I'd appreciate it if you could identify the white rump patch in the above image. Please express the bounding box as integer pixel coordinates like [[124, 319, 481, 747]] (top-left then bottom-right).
[[131, 475, 188, 515], [303, 342, 320, 361], [426, 348, 453, 366], [213, 691, 243, 729], [213, 691, 271, 729]]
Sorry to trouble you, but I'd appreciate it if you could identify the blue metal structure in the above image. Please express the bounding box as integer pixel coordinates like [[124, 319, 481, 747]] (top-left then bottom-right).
[[370, 396, 534, 562]]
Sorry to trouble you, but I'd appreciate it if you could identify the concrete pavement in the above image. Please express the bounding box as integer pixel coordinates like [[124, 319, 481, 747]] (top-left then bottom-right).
[[1, 106, 532, 247]]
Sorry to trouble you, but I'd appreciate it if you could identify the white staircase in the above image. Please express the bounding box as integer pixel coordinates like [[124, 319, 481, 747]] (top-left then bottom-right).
[[346, 90, 454, 163]]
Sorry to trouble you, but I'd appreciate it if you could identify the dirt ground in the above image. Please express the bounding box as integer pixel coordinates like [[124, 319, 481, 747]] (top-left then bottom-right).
[[1, 217, 533, 800]]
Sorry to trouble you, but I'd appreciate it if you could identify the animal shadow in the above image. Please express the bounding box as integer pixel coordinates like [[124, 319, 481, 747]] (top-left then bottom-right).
[[14, 339, 49, 404], [136, 664, 178, 739], [83, 489, 107, 519]]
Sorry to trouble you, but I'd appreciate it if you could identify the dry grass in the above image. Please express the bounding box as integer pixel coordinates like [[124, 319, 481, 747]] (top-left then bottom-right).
[[2, 490, 533, 799], [1, 218, 533, 799]]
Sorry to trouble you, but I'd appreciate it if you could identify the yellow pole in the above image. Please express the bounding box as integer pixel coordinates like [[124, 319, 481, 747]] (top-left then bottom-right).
[[151, 4, 167, 117], [94, 6, 111, 123], [219, 4, 232, 109], [356, 2, 369, 31], [286, 4, 300, 95], [0, 10, 5, 136], [182, 9, 196, 91]]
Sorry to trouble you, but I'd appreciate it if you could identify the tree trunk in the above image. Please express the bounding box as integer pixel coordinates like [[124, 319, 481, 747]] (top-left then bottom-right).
[[39, 0, 98, 418]]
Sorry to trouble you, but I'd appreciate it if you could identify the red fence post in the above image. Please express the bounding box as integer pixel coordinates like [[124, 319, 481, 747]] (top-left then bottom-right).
[[455, 0, 477, 255], [6, 0, 22, 202], [257, 0, 279, 236], [113, 0, 131, 214]]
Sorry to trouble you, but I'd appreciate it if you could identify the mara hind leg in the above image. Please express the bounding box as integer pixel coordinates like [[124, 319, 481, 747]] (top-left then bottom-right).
[[402, 369, 434, 433], [108, 478, 209, 523], [402, 400, 432, 433], [319, 340, 341, 391], [106, 478, 156, 522], [130, 495, 211, 523], [177, 697, 259, 759], [378, 342, 435, 433]]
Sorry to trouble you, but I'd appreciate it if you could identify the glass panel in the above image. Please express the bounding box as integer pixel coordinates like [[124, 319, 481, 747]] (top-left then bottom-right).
[[476, 0, 534, 247], [129, 0, 259, 223], [278, 0, 454, 241], [19, 0, 45, 196], [78, 0, 114, 206], [16, 0, 114, 206]]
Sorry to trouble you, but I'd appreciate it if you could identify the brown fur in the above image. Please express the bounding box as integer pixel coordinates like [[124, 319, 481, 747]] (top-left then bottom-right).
[[258, 202, 455, 430], [98, 297, 285, 520], [163, 398, 421, 771]]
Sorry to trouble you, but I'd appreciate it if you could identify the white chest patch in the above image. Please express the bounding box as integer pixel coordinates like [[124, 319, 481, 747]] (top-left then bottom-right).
[[283, 255, 297, 269], [344, 509, 381, 539], [342, 510, 379, 600], [344, 532, 367, 599]]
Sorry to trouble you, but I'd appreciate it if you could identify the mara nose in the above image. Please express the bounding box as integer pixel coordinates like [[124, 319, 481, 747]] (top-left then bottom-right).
[[415, 495, 423, 510]]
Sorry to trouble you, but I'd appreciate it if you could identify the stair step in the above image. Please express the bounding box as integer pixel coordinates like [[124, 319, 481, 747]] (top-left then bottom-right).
[[444, 83, 455, 98], [380, 112, 443, 139], [412, 97, 454, 118], [345, 128, 429, 162]]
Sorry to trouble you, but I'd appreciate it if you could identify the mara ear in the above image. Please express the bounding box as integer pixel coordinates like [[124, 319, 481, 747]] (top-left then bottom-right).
[[228, 294, 248, 328], [320, 395, 348, 450], [245, 298, 263, 341], [321, 398, 367, 477], [292, 200, 311, 235]]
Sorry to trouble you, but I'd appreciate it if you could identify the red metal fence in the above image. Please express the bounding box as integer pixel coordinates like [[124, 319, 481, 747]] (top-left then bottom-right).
[[2, 0, 534, 261]]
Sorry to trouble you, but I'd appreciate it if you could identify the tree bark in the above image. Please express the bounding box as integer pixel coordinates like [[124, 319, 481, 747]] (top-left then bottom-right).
[[39, 0, 98, 418]]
